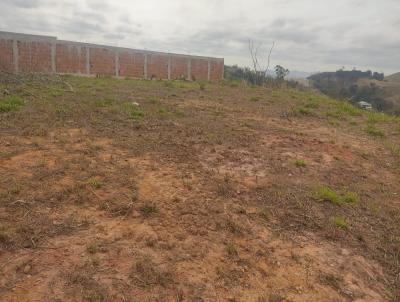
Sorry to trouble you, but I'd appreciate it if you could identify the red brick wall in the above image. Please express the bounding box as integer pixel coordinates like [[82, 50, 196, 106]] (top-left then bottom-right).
[[147, 53, 169, 79], [56, 44, 87, 74], [191, 58, 209, 81], [0, 33, 224, 81], [0, 39, 14, 72], [89, 47, 115, 76], [171, 56, 188, 80], [118, 50, 145, 78], [18, 41, 52, 73], [210, 60, 224, 81]]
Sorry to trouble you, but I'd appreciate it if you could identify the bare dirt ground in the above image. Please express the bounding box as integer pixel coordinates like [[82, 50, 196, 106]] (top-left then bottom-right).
[[0, 76, 399, 301]]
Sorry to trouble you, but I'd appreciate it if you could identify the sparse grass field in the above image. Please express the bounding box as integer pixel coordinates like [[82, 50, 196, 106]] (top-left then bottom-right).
[[0, 75, 399, 301]]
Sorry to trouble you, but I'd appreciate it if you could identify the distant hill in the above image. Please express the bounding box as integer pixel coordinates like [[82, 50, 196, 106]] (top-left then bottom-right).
[[308, 69, 400, 113], [386, 72, 400, 82]]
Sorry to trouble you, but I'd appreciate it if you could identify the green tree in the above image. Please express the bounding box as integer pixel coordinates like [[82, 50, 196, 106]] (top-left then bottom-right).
[[275, 65, 289, 82]]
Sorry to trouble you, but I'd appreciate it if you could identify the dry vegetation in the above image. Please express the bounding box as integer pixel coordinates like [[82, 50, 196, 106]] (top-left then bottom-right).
[[0, 75, 399, 301]]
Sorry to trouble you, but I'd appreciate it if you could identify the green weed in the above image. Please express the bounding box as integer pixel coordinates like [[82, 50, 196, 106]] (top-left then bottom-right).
[[0, 95, 24, 113], [365, 124, 385, 137], [331, 216, 347, 229], [294, 159, 307, 167], [314, 186, 358, 205]]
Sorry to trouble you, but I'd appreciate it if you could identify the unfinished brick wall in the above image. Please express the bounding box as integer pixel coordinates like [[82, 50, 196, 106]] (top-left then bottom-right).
[[0, 31, 224, 81], [18, 41, 53, 73], [118, 50, 145, 78], [89, 47, 115, 76], [191, 58, 209, 81], [147, 54, 169, 80], [210, 60, 224, 82], [56, 43, 87, 74], [171, 56, 188, 80], [0, 39, 13, 72]]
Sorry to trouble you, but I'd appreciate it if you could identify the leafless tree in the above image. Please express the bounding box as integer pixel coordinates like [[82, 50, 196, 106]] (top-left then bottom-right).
[[248, 40, 275, 85]]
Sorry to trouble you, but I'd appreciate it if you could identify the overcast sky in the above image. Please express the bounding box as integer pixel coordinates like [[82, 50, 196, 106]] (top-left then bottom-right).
[[0, 0, 399, 74]]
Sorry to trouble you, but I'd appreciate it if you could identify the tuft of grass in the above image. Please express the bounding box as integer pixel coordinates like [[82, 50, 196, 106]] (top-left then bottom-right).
[[148, 96, 159, 104], [314, 186, 359, 205], [296, 107, 313, 116], [131, 255, 171, 287], [139, 203, 158, 218], [9, 183, 22, 195], [226, 242, 239, 258], [365, 124, 385, 137], [342, 191, 358, 204], [331, 216, 347, 229], [294, 159, 307, 167], [314, 186, 341, 205], [0, 226, 13, 247], [250, 96, 260, 102], [87, 178, 101, 189], [259, 207, 270, 221], [122, 102, 144, 120], [199, 82, 206, 91], [367, 111, 395, 123], [0, 95, 24, 113], [87, 243, 98, 254], [326, 101, 361, 120], [158, 106, 168, 114], [174, 110, 185, 118]]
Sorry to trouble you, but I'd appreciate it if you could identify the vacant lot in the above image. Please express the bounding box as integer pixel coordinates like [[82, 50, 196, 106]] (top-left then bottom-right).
[[0, 76, 399, 301]]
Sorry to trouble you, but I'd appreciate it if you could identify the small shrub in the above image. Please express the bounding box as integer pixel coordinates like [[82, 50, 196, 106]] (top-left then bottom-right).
[[331, 216, 347, 229], [294, 159, 307, 167], [199, 82, 206, 91], [0, 95, 24, 113], [250, 96, 260, 102]]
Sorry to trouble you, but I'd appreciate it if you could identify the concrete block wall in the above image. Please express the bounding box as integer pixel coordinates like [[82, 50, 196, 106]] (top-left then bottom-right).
[[0, 31, 224, 81]]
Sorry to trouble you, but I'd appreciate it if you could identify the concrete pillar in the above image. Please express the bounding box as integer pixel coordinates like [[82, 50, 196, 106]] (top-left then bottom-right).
[[144, 53, 148, 79], [207, 59, 211, 81], [187, 57, 192, 81], [167, 55, 171, 80], [115, 50, 119, 77], [221, 61, 224, 80], [77, 45, 81, 74], [85, 47, 90, 75], [51, 42, 56, 73], [12, 40, 18, 74]]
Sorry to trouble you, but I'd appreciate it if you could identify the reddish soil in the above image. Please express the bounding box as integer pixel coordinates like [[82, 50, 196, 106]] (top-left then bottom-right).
[[0, 76, 399, 301]]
